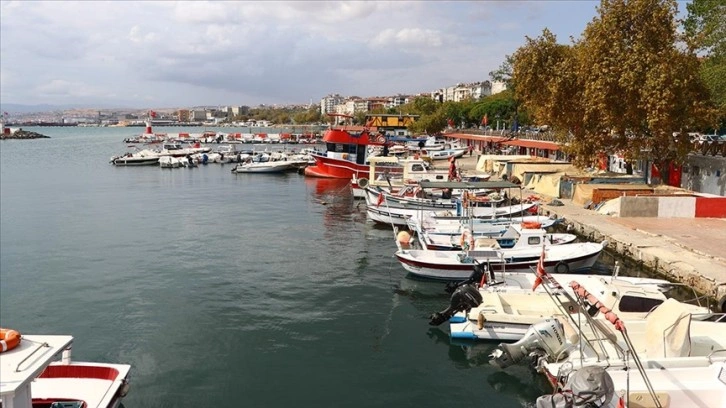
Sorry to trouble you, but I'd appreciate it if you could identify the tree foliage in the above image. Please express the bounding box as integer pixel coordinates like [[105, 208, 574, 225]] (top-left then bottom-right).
[[511, 0, 718, 173], [684, 0, 726, 126]]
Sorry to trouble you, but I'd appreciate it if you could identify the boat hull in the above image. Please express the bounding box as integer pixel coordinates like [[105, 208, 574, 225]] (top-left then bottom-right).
[[395, 244, 604, 280], [304, 153, 371, 179]]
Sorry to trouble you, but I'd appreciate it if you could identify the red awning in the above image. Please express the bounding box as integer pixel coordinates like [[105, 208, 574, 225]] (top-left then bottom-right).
[[501, 139, 560, 151]]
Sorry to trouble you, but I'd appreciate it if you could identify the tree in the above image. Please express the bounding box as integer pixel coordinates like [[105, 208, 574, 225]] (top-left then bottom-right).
[[511, 0, 718, 176], [489, 55, 514, 87], [684, 0, 726, 128]]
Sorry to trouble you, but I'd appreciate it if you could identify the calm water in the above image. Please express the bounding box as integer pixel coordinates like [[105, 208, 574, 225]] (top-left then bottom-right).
[[2, 127, 633, 407]]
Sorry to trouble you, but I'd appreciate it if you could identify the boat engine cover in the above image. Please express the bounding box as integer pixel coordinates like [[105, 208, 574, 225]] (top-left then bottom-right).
[[535, 366, 614, 408]]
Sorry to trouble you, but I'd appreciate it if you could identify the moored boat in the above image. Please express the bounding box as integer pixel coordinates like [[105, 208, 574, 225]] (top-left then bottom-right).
[[394, 237, 606, 280], [0, 328, 131, 408], [304, 113, 417, 179]]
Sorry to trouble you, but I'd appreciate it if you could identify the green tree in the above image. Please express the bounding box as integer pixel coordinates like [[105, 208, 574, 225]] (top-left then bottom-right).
[[511, 0, 717, 177], [684, 0, 726, 128]]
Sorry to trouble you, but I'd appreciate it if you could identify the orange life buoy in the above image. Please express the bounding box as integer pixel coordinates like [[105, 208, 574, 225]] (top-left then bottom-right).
[[0, 328, 21, 352], [521, 221, 542, 229]]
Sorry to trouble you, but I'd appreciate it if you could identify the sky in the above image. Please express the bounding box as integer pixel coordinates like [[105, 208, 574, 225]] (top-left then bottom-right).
[[0, 1, 683, 110]]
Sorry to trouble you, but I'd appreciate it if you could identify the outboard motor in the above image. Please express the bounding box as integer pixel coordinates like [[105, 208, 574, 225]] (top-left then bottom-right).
[[429, 284, 482, 326], [489, 318, 569, 369], [535, 366, 615, 408], [444, 261, 491, 294]]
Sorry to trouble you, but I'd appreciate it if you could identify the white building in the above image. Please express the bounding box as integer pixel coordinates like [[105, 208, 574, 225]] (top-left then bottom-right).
[[320, 94, 344, 115], [491, 81, 508, 95]]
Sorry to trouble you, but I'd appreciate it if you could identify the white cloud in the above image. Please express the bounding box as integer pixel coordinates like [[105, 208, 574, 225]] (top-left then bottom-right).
[[128, 26, 158, 43], [371, 28, 446, 48], [0, 1, 600, 107]]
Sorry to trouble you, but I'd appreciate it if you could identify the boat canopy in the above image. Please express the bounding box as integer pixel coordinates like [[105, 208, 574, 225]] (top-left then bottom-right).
[[418, 181, 520, 190]]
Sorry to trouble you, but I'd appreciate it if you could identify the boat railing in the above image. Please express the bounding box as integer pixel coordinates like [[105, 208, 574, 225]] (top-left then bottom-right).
[[537, 272, 624, 364], [707, 349, 726, 364]]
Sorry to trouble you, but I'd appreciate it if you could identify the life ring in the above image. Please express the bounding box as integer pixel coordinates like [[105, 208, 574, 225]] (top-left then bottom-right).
[[521, 221, 542, 229], [0, 328, 21, 352], [358, 178, 369, 189], [554, 261, 569, 274], [376, 135, 386, 144]]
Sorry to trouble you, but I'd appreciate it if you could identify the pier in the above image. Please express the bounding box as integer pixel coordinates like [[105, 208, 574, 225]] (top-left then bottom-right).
[[449, 154, 726, 310]]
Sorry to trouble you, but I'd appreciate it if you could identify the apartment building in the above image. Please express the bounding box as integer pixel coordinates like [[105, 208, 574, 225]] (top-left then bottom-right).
[[320, 94, 344, 115]]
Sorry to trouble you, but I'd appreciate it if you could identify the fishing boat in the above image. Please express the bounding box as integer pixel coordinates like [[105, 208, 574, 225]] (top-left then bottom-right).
[[412, 220, 572, 251], [304, 113, 417, 179], [0, 328, 131, 407], [432, 260, 712, 341], [351, 156, 452, 198], [394, 232, 606, 280]]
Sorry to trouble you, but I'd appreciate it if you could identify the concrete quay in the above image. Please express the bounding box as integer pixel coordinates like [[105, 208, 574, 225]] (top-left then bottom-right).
[[448, 154, 726, 309]]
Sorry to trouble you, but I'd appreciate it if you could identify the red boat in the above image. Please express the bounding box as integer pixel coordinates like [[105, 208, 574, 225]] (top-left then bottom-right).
[[304, 113, 416, 179]]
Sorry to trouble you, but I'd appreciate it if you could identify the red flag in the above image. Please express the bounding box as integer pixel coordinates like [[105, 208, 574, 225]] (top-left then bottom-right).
[[447, 118, 454, 128], [481, 114, 488, 126], [150, 110, 157, 118], [376, 192, 384, 207], [616, 397, 625, 408], [532, 246, 546, 291]]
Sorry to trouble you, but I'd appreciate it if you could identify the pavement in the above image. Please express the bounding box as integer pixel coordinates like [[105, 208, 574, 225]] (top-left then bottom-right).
[[443, 153, 726, 306]]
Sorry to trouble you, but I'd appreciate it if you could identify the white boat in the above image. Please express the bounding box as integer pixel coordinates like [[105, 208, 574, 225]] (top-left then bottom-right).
[[110, 148, 160, 166], [535, 361, 726, 408], [159, 155, 189, 168], [426, 148, 468, 161], [394, 235, 606, 280], [409, 218, 566, 251], [0, 329, 131, 408], [436, 265, 712, 341], [351, 156, 453, 199], [159, 142, 211, 157], [367, 202, 538, 227], [232, 153, 296, 173], [486, 266, 726, 408]]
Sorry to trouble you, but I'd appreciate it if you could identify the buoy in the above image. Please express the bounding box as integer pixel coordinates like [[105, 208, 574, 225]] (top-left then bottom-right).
[[397, 231, 411, 246], [358, 178, 369, 189], [0, 328, 21, 352]]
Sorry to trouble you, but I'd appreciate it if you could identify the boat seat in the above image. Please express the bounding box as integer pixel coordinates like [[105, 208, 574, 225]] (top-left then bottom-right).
[[645, 298, 692, 358], [626, 392, 670, 408], [474, 238, 500, 249]]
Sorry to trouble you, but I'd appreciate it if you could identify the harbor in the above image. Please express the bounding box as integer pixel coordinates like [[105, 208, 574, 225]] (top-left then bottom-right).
[[1, 125, 725, 407]]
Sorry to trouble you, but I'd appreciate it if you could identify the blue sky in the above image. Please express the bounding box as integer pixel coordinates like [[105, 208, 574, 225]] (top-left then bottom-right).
[[0, 1, 689, 109]]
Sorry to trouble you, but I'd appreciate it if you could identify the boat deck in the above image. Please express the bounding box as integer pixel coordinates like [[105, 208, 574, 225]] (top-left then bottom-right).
[[1, 335, 73, 395]]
